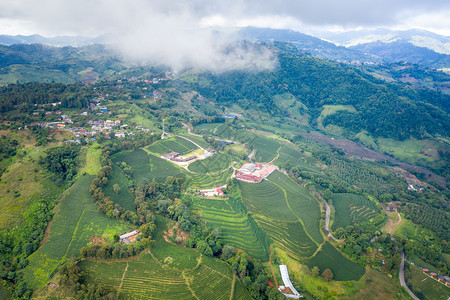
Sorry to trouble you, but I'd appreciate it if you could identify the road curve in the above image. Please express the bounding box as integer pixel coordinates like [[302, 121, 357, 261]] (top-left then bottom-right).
[[399, 251, 419, 300]]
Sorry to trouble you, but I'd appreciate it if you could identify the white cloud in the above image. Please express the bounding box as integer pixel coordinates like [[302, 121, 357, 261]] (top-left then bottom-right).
[[0, 0, 449, 70]]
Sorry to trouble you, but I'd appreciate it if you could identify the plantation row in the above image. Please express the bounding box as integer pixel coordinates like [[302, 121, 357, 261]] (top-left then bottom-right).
[[147, 136, 198, 155], [188, 153, 232, 174], [24, 175, 132, 290], [305, 242, 365, 281], [188, 168, 233, 189], [80, 237, 250, 299], [331, 193, 379, 230], [194, 201, 270, 261], [277, 143, 323, 175], [254, 216, 318, 259], [268, 171, 323, 244]]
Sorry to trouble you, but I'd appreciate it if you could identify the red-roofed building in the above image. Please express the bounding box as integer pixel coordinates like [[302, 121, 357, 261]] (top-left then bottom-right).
[[236, 174, 263, 183], [217, 188, 224, 196], [255, 164, 262, 169]]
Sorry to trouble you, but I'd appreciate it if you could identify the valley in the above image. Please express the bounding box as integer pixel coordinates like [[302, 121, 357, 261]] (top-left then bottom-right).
[[0, 38, 448, 300]]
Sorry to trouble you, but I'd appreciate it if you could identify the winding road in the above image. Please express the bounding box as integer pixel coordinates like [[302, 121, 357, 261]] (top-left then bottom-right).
[[399, 251, 419, 300]]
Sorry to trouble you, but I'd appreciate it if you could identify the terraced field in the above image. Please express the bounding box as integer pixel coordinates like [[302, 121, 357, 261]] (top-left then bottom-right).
[[188, 153, 232, 174], [23, 175, 132, 289], [79, 215, 251, 299], [331, 193, 379, 230], [147, 136, 198, 155], [268, 171, 323, 244], [188, 168, 233, 189], [305, 241, 365, 281], [239, 171, 323, 259], [194, 197, 270, 261]]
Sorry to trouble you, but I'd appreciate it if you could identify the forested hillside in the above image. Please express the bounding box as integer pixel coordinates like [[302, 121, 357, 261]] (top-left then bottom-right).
[[192, 46, 449, 140]]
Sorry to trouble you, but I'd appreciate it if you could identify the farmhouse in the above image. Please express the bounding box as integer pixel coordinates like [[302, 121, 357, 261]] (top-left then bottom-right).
[[119, 230, 140, 245], [161, 152, 180, 159], [205, 147, 216, 154], [199, 187, 226, 197], [171, 156, 197, 163]]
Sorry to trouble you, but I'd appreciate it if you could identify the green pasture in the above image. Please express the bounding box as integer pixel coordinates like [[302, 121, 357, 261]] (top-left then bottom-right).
[[305, 241, 365, 281], [376, 137, 432, 164], [82, 145, 102, 175], [23, 175, 132, 289], [331, 193, 379, 230]]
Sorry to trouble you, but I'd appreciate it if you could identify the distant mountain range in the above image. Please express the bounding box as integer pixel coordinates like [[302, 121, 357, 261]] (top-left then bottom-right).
[[0, 34, 103, 47], [1, 27, 449, 69], [238, 27, 450, 69]]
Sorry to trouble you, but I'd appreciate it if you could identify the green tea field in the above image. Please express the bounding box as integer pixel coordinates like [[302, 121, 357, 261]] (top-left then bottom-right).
[[239, 171, 323, 259], [103, 164, 135, 211], [79, 216, 251, 299], [305, 241, 365, 281], [188, 153, 232, 174], [193, 196, 271, 261], [188, 168, 233, 189], [331, 193, 379, 230], [112, 149, 152, 186], [147, 136, 198, 156], [23, 175, 133, 289]]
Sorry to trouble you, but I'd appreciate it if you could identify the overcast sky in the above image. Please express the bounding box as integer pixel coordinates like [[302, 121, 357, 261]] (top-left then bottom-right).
[[0, 0, 448, 36], [0, 0, 448, 70]]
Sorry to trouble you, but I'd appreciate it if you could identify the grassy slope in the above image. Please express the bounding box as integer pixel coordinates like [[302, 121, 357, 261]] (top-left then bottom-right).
[[0, 149, 61, 229]]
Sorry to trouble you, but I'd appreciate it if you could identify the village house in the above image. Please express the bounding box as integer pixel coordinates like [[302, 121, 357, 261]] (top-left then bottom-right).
[[119, 230, 140, 245]]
